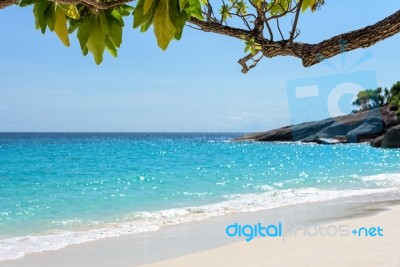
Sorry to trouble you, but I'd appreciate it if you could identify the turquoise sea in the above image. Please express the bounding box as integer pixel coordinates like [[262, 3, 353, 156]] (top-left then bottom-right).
[[1, 133, 400, 260]]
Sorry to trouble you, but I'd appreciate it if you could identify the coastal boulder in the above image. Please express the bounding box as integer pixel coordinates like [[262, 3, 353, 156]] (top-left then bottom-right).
[[236, 106, 397, 144], [316, 138, 341, 145], [381, 125, 400, 148], [346, 118, 383, 143], [381, 106, 398, 127], [370, 135, 384, 148]]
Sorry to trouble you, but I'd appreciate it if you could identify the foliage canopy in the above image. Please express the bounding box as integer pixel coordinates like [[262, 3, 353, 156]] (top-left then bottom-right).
[[2, 0, 400, 72], [353, 82, 400, 114]]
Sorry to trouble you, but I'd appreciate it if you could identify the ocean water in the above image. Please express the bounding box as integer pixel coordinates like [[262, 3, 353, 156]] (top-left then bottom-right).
[[0, 133, 400, 260]]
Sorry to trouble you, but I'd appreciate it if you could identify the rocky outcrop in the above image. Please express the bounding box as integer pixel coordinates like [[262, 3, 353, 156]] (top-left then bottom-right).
[[381, 125, 400, 148], [370, 135, 384, 148], [237, 106, 399, 148], [315, 138, 342, 145]]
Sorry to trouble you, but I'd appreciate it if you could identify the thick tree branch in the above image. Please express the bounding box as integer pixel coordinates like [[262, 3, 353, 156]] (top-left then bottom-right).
[[0, 0, 18, 9], [49, 0, 133, 9], [190, 18, 250, 40], [0, 0, 134, 9], [298, 10, 400, 66], [190, 9, 400, 70]]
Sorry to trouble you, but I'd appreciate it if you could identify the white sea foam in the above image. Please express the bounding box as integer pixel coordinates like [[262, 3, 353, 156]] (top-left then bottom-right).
[[360, 173, 400, 186], [1, 174, 400, 261], [0, 222, 161, 261]]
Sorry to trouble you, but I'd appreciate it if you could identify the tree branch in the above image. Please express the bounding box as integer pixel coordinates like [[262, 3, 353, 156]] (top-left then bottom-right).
[[50, 0, 133, 9], [289, 0, 302, 42], [299, 9, 400, 66], [190, 18, 250, 40], [0, 0, 135, 9], [238, 52, 263, 73], [0, 0, 18, 9], [190, 9, 400, 68]]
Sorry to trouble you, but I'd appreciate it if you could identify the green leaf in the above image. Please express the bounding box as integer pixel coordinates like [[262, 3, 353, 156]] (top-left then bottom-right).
[[169, 0, 187, 40], [57, 4, 80, 19], [77, 16, 91, 51], [109, 17, 123, 48], [188, 0, 203, 20], [250, 46, 256, 55], [133, 0, 149, 28], [68, 19, 82, 34], [173, 13, 187, 40], [153, 0, 176, 50], [121, 4, 134, 12], [105, 35, 117, 57], [178, 0, 188, 11], [86, 15, 105, 64], [33, 3, 41, 30], [34, 1, 50, 33], [302, 0, 316, 12], [140, 18, 153, 32], [44, 3, 55, 31], [133, 0, 160, 29], [280, 0, 289, 12], [111, 10, 124, 26], [82, 45, 88, 56], [219, 4, 231, 22], [143, 0, 155, 14], [133, 0, 145, 27], [19, 0, 37, 7], [53, 5, 70, 46], [114, 4, 133, 16], [100, 12, 111, 35], [244, 37, 261, 56], [236, 1, 247, 15], [116, 8, 131, 16], [250, 0, 261, 9], [267, 0, 291, 15]]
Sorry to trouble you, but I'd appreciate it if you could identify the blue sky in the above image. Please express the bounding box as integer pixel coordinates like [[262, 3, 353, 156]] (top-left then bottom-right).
[[1, 1, 400, 132]]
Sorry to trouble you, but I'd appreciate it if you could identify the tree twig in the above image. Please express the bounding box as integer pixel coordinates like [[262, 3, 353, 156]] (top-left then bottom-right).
[[238, 52, 263, 73], [289, 0, 302, 43]]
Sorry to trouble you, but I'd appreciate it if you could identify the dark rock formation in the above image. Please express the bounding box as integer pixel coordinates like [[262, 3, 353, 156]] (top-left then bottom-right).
[[315, 138, 342, 145], [371, 135, 385, 148], [237, 106, 399, 148], [381, 125, 400, 148]]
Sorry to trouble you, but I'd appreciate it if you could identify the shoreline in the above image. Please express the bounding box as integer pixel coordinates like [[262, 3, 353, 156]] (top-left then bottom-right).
[[2, 193, 400, 267], [143, 201, 400, 267], [2, 134, 400, 264], [1, 185, 400, 261]]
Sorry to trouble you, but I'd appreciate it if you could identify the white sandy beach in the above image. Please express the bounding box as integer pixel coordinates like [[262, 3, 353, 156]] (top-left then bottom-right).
[[143, 204, 400, 267], [2, 200, 399, 267]]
